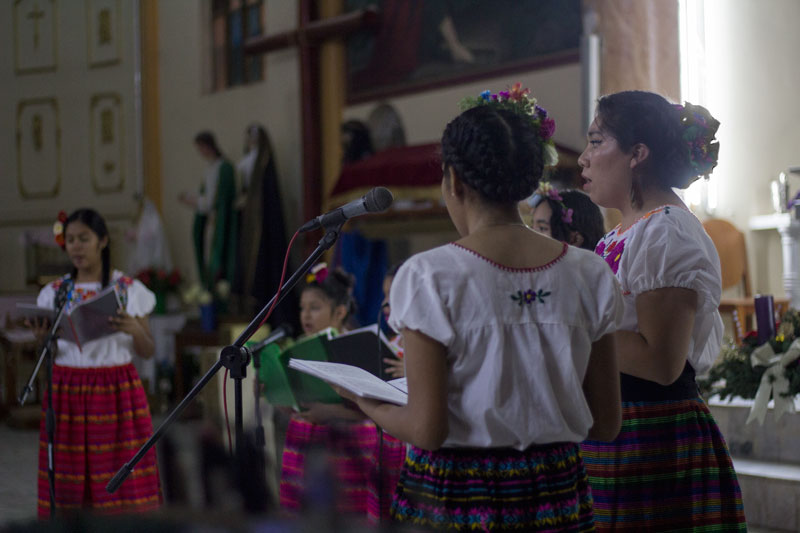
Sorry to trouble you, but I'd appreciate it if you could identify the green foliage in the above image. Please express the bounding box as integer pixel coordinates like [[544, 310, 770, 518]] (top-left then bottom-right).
[[699, 309, 800, 400]]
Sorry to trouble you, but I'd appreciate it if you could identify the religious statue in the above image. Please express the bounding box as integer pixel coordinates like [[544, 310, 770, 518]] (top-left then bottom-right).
[[179, 131, 238, 296]]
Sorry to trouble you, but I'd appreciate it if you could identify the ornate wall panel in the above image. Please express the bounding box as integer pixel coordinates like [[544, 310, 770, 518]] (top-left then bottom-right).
[[87, 0, 121, 67], [16, 98, 61, 198], [90, 93, 124, 193], [14, 0, 57, 74]]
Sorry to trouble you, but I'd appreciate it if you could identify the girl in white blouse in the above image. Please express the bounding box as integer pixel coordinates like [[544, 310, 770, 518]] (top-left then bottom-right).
[[335, 87, 624, 531], [28, 208, 160, 518], [578, 91, 746, 531]]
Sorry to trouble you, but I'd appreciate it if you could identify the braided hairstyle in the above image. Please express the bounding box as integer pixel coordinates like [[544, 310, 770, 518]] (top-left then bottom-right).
[[595, 91, 720, 191], [302, 266, 357, 322], [441, 105, 544, 205], [533, 190, 605, 251], [64, 208, 111, 287]]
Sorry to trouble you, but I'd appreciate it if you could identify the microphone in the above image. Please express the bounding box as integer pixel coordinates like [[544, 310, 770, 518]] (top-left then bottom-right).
[[249, 323, 294, 354], [299, 187, 393, 233]]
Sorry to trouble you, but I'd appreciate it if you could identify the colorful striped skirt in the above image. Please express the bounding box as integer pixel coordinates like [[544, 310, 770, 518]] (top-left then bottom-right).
[[280, 416, 405, 522], [390, 442, 595, 532], [581, 397, 746, 531], [38, 364, 161, 519]]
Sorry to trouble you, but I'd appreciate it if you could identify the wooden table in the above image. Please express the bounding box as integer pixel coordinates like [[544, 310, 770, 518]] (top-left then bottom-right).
[[0, 329, 39, 413]]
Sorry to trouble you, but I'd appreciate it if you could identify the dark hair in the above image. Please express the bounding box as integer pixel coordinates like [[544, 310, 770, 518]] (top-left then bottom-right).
[[64, 208, 111, 287], [441, 105, 544, 204], [341, 120, 374, 164], [533, 190, 605, 251], [595, 90, 719, 190], [194, 130, 222, 158], [386, 261, 405, 278], [303, 267, 357, 320]]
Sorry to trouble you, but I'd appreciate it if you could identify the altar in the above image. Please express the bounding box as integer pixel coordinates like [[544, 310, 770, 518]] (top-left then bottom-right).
[[749, 212, 800, 309]]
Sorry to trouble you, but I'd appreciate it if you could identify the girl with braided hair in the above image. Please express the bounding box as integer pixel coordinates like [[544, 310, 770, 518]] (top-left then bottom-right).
[[27, 208, 160, 517], [333, 86, 624, 531], [578, 90, 746, 531]]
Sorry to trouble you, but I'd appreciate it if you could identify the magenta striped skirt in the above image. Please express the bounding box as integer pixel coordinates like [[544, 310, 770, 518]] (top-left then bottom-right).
[[280, 416, 405, 523], [38, 364, 161, 519]]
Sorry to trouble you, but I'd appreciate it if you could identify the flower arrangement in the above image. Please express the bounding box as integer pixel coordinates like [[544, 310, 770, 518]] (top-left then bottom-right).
[[699, 309, 800, 423], [136, 267, 182, 294], [674, 102, 720, 179], [459, 82, 559, 167]]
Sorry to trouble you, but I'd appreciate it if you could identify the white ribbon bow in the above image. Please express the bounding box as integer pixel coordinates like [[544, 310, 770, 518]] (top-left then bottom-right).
[[746, 338, 800, 425]]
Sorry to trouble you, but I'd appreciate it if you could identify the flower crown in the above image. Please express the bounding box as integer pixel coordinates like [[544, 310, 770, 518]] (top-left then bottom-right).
[[53, 210, 67, 250], [459, 83, 559, 167], [532, 181, 573, 224], [305, 263, 329, 285], [674, 102, 720, 178]]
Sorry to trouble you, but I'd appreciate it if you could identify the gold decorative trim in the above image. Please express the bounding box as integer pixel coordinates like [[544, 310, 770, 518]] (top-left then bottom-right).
[[89, 92, 125, 194], [87, 0, 121, 68], [16, 97, 61, 199], [14, 0, 58, 75]]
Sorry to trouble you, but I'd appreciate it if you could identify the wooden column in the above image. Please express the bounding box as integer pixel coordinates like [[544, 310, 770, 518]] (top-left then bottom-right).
[[584, 0, 680, 100], [140, 0, 162, 211], [318, 0, 346, 212]]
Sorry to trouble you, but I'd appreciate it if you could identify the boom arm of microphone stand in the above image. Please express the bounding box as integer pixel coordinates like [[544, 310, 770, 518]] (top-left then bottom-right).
[[107, 223, 345, 494]]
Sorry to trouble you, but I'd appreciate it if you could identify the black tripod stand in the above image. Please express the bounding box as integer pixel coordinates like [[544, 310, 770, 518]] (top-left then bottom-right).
[[107, 225, 344, 495], [19, 280, 73, 519]]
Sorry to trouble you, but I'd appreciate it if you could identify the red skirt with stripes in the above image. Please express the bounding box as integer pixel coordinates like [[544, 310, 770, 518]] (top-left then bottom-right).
[[279, 416, 406, 523], [38, 364, 161, 518]]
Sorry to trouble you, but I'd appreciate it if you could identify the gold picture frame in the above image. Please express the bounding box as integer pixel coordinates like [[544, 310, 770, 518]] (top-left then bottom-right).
[[86, 0, 121, 68], [89, 92, 125, 193], [14, 0, 58, 74], [16, 98, 62, 199]]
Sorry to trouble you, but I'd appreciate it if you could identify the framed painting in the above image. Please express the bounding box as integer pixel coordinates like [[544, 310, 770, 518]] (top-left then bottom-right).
[[346, 0, 582, 103]]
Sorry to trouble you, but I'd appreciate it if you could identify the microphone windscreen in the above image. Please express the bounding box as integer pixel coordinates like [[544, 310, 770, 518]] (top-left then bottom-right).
[[365, 187, 394, 213]]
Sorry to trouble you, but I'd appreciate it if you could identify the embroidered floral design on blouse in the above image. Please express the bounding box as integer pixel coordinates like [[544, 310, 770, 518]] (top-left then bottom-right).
[[52, 275, 130, 311], [511, 288, 551, 306], [595, 237, 626, 275]]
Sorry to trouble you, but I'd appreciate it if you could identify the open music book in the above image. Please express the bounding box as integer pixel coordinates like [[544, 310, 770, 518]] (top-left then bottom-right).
[[255, 325, 404, 410], [288, 359, 408, 406], [16, 284, 122, 351]]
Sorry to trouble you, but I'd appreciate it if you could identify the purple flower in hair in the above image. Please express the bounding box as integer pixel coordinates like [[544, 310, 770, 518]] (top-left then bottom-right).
[[540, 117, 556, 140]]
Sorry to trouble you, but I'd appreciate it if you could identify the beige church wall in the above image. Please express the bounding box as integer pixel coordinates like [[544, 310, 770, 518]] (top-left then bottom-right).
[[157, 0, 303, 286], [701, 0, 800, 299], [0, 0, 143, 293], [344, 64, 584, 152]]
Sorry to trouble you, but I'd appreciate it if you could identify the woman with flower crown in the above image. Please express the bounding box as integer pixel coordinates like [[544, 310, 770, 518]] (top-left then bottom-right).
[[27, 208, 160, 518], [333, 85, 624, 531], [577, 91, 746, 531]]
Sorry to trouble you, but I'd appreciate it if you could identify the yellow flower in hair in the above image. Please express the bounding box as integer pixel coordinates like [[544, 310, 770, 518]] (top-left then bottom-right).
[[306, 263, 329, 284]]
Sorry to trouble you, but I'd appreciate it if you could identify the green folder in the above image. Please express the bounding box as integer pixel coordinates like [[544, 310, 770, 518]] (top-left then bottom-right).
[[253, 328, 341, 410], [282, 328, 341, 405], [255, 341, 300, 410]]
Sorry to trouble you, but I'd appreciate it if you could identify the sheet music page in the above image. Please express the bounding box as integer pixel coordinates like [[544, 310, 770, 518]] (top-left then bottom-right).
[[288, 359, 408, 405]]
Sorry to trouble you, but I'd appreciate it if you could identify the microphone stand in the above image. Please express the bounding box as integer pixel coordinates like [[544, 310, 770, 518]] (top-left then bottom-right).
[[19, 289, 71, 519], [107, 223, 345, 495]]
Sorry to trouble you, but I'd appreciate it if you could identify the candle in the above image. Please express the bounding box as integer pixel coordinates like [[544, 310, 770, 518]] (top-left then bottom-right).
[[754, 294, 775, 344]]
